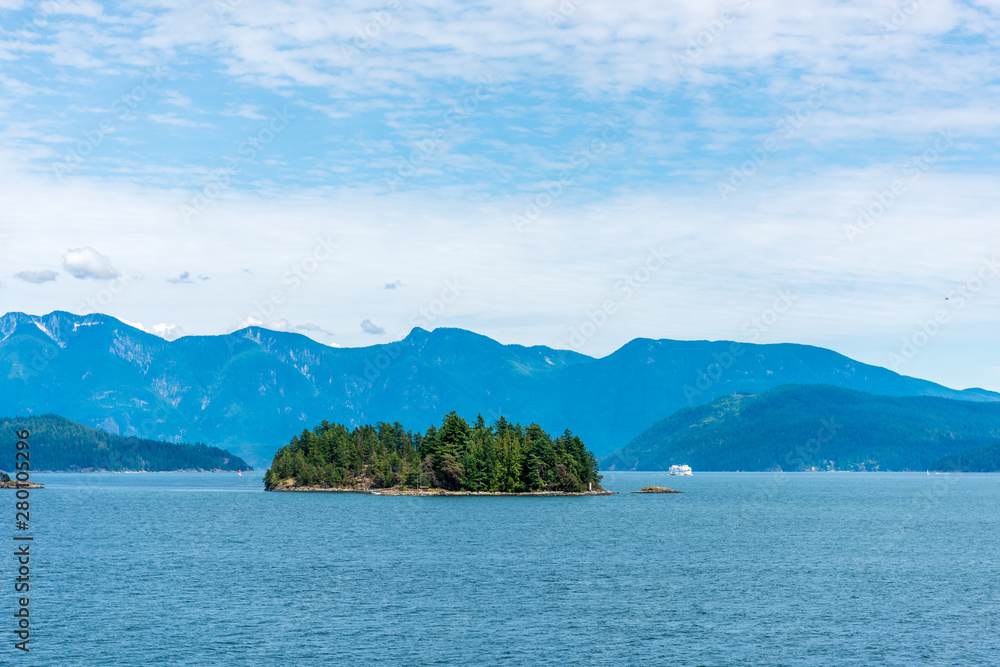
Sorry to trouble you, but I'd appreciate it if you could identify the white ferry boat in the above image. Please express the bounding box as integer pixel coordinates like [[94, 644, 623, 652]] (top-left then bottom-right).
[[669, 464, 693, 476]]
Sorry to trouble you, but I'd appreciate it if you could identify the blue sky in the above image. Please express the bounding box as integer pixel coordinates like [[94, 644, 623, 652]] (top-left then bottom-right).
[[1, 0, 999, 391]]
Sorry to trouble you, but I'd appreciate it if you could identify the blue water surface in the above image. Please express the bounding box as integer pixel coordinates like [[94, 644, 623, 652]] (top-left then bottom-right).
[[6, 471, 999, 665]]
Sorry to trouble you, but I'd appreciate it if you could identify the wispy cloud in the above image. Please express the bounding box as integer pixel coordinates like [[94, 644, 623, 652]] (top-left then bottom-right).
[[124, 320, 187, 341], [148, 113, 213, 129], [360, 319, 386, 334], [162, 90, 193, 109], [1, 0, 999, 393], [230, 316, 339, 345], [14, 270, 58, 284], [166, 271, 193, 284], [221, 104, 267, 120]]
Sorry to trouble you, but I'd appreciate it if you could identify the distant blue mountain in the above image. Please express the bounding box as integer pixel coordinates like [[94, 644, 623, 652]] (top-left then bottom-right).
[[2, 311, 996, 465]]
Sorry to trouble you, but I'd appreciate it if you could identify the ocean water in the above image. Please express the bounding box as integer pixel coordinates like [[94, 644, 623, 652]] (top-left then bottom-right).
[[7, 471, 999, 665]]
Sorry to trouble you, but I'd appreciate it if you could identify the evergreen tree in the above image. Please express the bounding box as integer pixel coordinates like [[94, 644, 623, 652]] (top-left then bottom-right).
[[261, 412, 603, 492]]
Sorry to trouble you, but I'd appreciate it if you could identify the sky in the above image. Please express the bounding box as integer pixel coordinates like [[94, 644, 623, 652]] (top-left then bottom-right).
[[1, 0, 999, 392]]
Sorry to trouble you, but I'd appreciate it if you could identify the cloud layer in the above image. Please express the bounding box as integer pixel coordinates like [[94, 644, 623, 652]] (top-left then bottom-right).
[[0, 1, 998, 391]]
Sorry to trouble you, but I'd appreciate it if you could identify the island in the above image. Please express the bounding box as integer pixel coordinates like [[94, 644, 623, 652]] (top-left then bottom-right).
[[0, 415, 251, 473], [0, 472, 42, 489], [264, 411, 611, 495], [633, 486, 683, 494]]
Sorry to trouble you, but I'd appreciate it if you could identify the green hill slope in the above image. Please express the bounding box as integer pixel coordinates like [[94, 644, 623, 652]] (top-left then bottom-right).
[[0, 414, 251, 472], [602, 385, 1000, 471], [931, 442, 1000, 472]]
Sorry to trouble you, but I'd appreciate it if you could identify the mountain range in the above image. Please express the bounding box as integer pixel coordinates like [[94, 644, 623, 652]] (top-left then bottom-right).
[[2, 310, 998, 465], [601, 384, 1000, 471]]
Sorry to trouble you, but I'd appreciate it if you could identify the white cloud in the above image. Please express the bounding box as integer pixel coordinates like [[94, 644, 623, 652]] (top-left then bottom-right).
[[0, 162, 996, 389], [62, 247, 119, 280], [221, 104, 267, 120], [0, 75, 53, 98], [148, 113, 213, 129], [123, 320, 187, 341], [229, 316, 339, 345], [51, 0, 104, 19], [2, 0, 1000, 393], [360, 319, 386, 334], [14, 270, 58, 284], [162, 91, 193, 108], [166, 271, 193, 284], [289, 321, 338, 341]]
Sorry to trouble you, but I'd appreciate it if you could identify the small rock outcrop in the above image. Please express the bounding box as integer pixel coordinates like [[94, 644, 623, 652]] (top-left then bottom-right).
[[632, 486, 682, 494], [0, 480, 43, 489]]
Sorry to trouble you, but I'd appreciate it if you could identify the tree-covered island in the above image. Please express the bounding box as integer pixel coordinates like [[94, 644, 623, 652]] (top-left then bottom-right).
[[264, 412, 609, 494]]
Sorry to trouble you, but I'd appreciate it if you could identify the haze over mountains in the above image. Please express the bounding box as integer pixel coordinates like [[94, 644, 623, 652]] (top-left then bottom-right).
[[2, 311, 997, 465]]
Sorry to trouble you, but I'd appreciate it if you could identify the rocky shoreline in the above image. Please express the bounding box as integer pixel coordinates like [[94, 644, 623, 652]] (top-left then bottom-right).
[[0, 480, 43, 489], [268, 484, 615, 496]]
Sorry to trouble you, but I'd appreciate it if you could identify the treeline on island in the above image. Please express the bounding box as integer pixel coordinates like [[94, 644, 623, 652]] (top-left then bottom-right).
[[264, 412, 602, 492], [0, 414, 251, 472]]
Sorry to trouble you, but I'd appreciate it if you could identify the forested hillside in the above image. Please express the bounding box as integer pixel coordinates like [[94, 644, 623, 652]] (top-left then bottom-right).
[[932, 442, 1000, 472], [602, 385, 1000, 471], [264, 412, 602, 492], [0, 414, 250, 472]]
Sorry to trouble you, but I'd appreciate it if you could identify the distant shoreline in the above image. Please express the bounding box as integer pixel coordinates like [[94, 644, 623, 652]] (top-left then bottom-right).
[[269, 486, 615, 496], [29, 469, 252, 474], [600, 469, 977, 473]]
